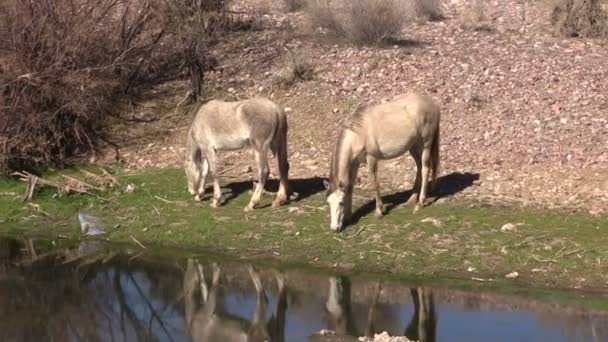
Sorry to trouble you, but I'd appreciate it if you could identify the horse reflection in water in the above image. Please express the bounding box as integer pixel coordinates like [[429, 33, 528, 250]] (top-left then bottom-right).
[[324, 276, 436, 341], [183, 260, 287, 342]]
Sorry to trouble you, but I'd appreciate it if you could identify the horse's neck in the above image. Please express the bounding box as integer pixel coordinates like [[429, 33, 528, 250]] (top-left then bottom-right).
[[337, 130, 364, 188]]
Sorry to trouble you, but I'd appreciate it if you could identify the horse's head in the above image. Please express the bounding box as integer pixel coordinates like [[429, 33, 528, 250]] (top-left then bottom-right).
[[324, 179, 346, 232]]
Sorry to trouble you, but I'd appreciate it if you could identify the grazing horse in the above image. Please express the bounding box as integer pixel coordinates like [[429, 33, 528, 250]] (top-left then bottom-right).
[[184, 97, 290, 211], [325, 92, 441, 231], [183, 261, 287, 342], [324, 276, 436, 341]]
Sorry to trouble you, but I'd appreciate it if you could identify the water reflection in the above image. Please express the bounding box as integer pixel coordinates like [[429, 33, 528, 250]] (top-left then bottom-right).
[[0, 237, 607, 342]]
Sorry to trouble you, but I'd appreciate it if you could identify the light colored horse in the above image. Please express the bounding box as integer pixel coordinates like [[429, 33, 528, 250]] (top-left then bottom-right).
[[184, 97, 290, 211], [323, 277, 436, 342], [183, 261, 287, 342], [325, 92, 440, 231]]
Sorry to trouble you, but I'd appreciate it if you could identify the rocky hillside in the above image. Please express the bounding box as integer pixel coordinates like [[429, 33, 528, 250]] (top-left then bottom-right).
[[103, 0, 608, 215]]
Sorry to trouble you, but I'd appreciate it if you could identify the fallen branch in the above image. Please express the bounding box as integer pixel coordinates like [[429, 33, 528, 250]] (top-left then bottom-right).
[[11, 171, 95, 202], [130, 235, 147, 249]]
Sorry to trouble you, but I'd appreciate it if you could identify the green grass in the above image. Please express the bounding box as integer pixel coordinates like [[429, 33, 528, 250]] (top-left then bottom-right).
[[1, 166, 607, 294]]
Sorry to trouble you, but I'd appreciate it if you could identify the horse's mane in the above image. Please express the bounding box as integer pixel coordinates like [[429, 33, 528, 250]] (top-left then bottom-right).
[[327, 103, 368, 193]]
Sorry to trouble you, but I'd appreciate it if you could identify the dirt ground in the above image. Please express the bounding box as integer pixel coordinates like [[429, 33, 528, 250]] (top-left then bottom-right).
[[101, 0, 608, 215]]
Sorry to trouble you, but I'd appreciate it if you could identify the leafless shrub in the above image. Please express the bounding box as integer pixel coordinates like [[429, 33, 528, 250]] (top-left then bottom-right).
[[306, 0, 409, 45], [271, 49, 314, 89], [548, 0, 608, 37], [460, 0, 493, 31], [0, 0, 227, 174], [284, 0, 307, 12], [415, 0, 444, 21]]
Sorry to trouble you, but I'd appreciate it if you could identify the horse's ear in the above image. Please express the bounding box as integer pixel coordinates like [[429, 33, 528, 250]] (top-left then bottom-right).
[[337, 180, 345, 190], [323, 179, 330, 190]]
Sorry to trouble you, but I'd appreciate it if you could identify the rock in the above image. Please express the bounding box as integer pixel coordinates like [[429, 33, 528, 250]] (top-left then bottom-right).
[[421, 217, 443, 228], [500, 223, 517, 232], [505, 271, 519, 279]]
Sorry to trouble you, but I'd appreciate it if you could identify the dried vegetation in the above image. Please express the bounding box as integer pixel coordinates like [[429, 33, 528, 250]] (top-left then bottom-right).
[[0, 0, 237, 175]]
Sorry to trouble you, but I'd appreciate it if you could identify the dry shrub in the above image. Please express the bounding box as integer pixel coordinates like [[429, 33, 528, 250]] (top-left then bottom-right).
[[284, 0, 306, 12], [460, 0, 492, 31], [548, 0, 608, 37], [415, 0, 444, 21], [271, 50, 314, 89], [306, 0, 408, 45], [0, 0, 228, 174]]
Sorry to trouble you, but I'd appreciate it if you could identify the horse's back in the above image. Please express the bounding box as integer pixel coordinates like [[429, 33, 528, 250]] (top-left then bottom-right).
[[237, 97, 284, 146], [390, 92, 440, 120], [362, 92, 439, 159]]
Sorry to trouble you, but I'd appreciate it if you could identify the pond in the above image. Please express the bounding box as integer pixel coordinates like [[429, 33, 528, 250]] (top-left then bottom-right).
[[0, 237, 606, 342]]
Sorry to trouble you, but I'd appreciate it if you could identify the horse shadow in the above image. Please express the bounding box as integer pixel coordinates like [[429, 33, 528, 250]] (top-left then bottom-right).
[[208, 176, 327, 208], [349, 171, 480, 227]]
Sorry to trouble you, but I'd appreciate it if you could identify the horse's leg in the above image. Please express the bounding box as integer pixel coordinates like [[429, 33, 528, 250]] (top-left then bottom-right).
[[248, 266, 269, 339], [194, 158, 209, 202], [417, 288, 428, 342], [405, 148, 422, 207], [367, 155, 383, 217], [204, 147, 223, 208], [415, 145, 431, 213], [245, 147, 270, 211]]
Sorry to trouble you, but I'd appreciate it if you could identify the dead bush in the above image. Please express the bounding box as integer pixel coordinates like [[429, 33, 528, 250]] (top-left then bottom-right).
[[271, 49, 314, 89], [460, 0, 493, 31], [548, 0, 608, 37], [0, 0, 226, 174], [284, 0, 306, 12], [415, 0, 444, 21], [306, 0, 409, 45]]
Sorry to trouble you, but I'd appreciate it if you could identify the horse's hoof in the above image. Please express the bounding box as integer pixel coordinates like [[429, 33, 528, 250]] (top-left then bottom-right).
[[374, 208, 384, 217], [271, 199, 285, 208], [413, 204, 423, 213], [210, 200, 221, 208], [244, 204, 254, 212], [194, 194, 202, 202]]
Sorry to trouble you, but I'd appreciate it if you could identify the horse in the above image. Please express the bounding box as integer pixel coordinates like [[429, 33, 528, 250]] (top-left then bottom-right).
[[324, 92, 441, 231], [324, 276, 436, 342], [183, 261, 287, 342], [184, 97, 290, 211]]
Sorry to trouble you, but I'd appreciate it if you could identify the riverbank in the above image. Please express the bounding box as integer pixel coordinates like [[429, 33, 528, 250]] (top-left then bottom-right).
[[1, 166, 606, 293]]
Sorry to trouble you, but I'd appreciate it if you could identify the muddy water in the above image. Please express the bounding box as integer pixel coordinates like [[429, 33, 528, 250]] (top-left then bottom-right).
[[0, 237, 606, 342]]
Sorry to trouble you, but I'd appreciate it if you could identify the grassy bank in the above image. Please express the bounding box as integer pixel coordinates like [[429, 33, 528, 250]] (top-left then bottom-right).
[[1, 166, 607, 292]]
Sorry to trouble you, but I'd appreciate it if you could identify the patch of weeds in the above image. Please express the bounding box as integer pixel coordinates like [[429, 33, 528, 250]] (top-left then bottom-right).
[[547, 0, 608, 37], [460, 0, 494, 32], [270, 48, 315, 90]]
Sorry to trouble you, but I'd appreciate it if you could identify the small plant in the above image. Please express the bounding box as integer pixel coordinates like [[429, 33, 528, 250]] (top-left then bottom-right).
[[460, 0, 493, 31], [415, 0, 444, 21], [271, 49, 314, 89], [306, 0, 409, 45], [548, 0, 608, 37], [284, 0, 306, 12]]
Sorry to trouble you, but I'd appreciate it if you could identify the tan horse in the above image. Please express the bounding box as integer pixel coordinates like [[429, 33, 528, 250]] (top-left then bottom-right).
[[184, 97, 290, 211], [325, 93, 440, 231]]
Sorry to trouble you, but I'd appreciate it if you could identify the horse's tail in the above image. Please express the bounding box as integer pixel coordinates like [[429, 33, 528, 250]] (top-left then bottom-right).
[[430, 121, 440, 194], [273, 108, 290, 196], [184, 126, 202, 195]]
